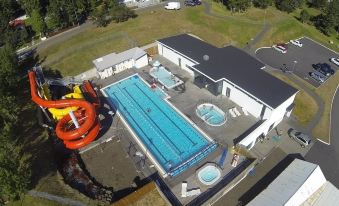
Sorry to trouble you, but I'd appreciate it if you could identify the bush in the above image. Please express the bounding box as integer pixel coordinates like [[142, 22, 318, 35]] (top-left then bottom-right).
[[300, 9, 310, 23], [253, 0, 273, 9]]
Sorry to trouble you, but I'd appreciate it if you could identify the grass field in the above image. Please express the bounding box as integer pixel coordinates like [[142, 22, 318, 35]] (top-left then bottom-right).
[[269, 71, 318, 125], [40, 6, 260, 76], [313, 74, 339, 142]]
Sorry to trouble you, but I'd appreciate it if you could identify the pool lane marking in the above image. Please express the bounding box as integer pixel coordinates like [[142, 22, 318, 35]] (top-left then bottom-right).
[[133, 82, 199, 146], [108, 89, 172, 165], [121, 86, 184, 156], [101, 86, 167, 176], [114, 84, 183, 159]]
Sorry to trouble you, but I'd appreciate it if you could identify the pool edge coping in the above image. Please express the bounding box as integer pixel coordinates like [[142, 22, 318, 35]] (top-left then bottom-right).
[[100, 73, 216, 178]]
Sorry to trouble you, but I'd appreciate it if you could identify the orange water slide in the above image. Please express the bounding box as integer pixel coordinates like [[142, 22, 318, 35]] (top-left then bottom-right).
[[28, 71, 100, 150]]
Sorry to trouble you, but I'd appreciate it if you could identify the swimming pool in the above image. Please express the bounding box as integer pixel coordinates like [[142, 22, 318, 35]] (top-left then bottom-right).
[[149, 66, 184, 89], [102, 75, 216, 177], [196, 103, 226, 126]]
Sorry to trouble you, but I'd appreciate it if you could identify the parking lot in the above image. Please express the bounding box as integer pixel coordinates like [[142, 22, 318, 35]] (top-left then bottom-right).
[[256, 37, 339, 88]]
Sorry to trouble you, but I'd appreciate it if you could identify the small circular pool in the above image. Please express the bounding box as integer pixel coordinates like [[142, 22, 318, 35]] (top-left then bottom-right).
[[197, 164, 221, 186], [196, 103, 226, 126]]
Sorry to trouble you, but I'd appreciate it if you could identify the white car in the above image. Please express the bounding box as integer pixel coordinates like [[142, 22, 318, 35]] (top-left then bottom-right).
[[330, 58, 339, 66], [273, 45, 287, 53], [290, 39, 303, 47]]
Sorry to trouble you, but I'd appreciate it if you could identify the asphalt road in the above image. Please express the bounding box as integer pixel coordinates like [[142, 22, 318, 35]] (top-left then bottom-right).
[[305, 86, 339, 187], [256, 37, 339, 88]]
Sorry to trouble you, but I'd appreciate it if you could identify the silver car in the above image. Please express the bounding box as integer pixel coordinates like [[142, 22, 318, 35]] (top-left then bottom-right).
[[309, 71, 326, 83], [288, 129, 312, 147]]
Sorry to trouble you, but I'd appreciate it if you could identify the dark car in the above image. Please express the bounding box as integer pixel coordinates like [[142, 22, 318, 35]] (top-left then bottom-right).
[[312, 63, 335, 76], [193, 0, 202, 5], [184, 0, 196, 6]]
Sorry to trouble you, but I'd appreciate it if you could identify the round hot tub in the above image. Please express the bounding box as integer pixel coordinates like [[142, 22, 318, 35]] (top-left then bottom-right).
[[196, 103, 226, 126], [197, 164, 221, 186]]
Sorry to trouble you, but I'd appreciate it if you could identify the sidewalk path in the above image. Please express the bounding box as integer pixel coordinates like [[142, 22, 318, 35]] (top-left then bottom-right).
[[28, 190, 86, 206]]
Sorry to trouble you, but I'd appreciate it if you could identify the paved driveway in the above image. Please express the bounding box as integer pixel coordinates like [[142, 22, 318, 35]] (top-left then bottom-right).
[[256, 37, 339, 87], [305, 87, 339, 187]]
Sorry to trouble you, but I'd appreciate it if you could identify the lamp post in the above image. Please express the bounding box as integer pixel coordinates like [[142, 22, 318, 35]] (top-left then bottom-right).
[[292, 60, 298, 73]]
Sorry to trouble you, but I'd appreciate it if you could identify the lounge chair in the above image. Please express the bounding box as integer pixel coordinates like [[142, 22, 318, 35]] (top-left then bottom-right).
[[186, 188, 201, 197], [241, 107, 249, 116], [181, 182, 187, 197], [233, 107, 241, 116], [229, 108, 236, 118]]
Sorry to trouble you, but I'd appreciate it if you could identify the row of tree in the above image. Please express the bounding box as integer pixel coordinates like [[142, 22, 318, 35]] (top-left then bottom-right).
[[219, 0, 338, 35], [0, 43, 31, 202], [0, 0, 136, 47]]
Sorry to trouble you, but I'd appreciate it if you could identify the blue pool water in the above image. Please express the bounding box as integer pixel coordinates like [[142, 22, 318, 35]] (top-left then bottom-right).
[[149, 66, 183, 89], [196, 104, 226, 126], [103, 75, 216, 176]]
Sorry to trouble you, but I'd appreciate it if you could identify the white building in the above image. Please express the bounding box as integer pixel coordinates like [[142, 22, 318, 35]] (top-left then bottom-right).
[[93, 47, 148, 79], [248, 159, 339, 206], [157, 34, 298, 149]]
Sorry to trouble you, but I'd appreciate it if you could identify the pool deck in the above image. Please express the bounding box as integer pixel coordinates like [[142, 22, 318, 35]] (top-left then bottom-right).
[[86, 55, 259, 205]]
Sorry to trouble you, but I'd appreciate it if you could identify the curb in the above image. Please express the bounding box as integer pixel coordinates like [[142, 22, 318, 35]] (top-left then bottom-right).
[[328, 84, 339, 145], [317, 138, 330, 145]]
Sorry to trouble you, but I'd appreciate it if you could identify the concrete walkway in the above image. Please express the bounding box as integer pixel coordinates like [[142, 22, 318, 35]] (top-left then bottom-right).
[[202, 1, 270, 53], [28, 190, 86, 206]]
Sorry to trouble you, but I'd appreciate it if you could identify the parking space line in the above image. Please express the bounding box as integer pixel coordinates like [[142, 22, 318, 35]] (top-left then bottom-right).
[[304, 36, 339, 55]]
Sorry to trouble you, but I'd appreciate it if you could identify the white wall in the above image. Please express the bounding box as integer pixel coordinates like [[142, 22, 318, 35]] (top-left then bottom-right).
[[239, 93, 297, 149], [135, 55, 148, 68], [158, 43, 196, 76], [222, 80, 263, 118], [286, 166, 326, 206]]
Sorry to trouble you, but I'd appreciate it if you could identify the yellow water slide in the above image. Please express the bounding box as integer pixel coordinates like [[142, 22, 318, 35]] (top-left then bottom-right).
[[41, 84, 84, 120]]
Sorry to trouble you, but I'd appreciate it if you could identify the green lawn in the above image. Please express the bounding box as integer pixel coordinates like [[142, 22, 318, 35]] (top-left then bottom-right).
[[269, 71, 318, 125], [40, 6, 260, 76]]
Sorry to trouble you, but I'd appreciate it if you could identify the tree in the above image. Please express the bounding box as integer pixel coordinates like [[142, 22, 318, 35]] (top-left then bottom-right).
[[300, 9, 310, 23], [226, 0, 252, 12], [0, 0, 18, 45], [107, 0, 136, 23], [275, 0, 304, 13], [0, 134, 30, 201], [309, 0, 327, 8], [26, 9, 45, 36], [19, 0, 42, 16], [0, 44, 20, 94], [0, 44, 29, 203], [92, 4, 109, 27], [314, 0, 339, 34], [253, 0, 273, 9]]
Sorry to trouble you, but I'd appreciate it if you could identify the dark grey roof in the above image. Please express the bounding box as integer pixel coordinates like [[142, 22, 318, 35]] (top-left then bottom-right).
[[158, 34, 298, 108]]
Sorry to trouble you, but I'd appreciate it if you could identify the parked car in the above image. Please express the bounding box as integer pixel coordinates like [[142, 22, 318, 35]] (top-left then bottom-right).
[[184, 0, 196, 6], [273, 44, 287, 53], [309, 71, 327, 83], [288, 129, 312, 147], [312, 63, 335, 76], [193, 0, 202, 5], [290, 39, 303, 47], [165, 2, 181, 10], [330, 58, 339, 66]]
